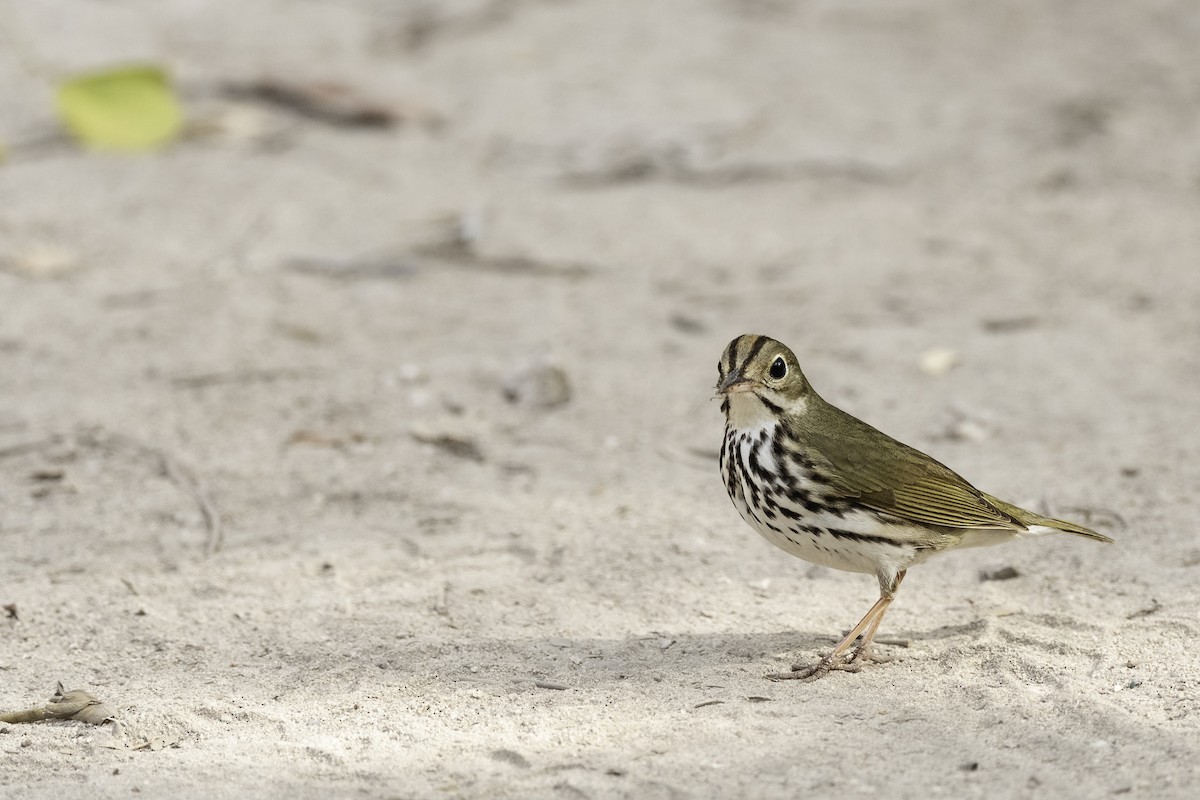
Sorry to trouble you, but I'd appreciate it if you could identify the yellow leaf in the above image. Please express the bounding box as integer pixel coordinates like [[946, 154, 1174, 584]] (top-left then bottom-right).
[[55, 65, 182, 151]]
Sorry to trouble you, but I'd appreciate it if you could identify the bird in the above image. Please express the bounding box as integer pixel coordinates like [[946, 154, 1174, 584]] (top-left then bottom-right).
[[715, 334, 1113, 681]]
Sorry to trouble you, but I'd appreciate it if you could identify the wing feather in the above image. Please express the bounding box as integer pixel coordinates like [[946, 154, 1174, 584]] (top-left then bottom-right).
[[787, 404, 1025, 531]]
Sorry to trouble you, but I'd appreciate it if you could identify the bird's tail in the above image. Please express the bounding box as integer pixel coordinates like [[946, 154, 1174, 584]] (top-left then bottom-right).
[[982, 493, 1115, 544]]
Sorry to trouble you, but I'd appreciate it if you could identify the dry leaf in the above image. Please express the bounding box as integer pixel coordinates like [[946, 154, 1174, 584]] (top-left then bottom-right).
[[56, 65, 183, 151], [0, 682, 115, 725]]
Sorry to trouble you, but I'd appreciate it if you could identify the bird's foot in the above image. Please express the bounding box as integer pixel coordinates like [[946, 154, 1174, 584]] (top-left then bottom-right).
[[767, 641, 900, 681], [766, 652, 861, 682]]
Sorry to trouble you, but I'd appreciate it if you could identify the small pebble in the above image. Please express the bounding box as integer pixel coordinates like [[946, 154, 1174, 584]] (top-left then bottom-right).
[[980, 566, 1021, 582], [918, 347, 961, 376], [502, 360, 571, 409]]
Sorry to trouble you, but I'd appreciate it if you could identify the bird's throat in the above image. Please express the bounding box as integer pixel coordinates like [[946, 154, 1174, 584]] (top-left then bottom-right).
[[725, 390, 801, 430]]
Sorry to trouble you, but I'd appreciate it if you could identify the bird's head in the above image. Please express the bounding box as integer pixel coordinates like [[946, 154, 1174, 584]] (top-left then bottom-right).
[[716, 334, 813, 428]]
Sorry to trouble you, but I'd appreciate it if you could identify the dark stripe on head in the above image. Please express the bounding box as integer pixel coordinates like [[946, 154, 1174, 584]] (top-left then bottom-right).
[[726, 336, 742, 376], [736, 335, 771, 377]]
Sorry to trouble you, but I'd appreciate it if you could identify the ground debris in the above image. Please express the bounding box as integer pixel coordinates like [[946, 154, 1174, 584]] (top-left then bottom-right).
[[286, 429, 370, 450], [502, 360, 571, 410], [77, 427, 224, 555], [0, 684, 180, 750], [0, 683, 115, 725], [170, 368, 317, 389], [875, 637, 912, 648], [981, 316, 1040, 333], [284, 255, 417, 281], [1126, 599, 1161, 620], [558, 136, 901, 188], [220, 79, 423, 130], [980, 566, 1021, 582], [410, 428, 485, 463]]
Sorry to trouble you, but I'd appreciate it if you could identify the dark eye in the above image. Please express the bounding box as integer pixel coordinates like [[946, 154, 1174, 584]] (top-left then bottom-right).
[[769, 357, 787, 380]]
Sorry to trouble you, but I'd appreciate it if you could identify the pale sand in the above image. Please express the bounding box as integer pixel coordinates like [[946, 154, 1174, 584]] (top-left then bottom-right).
[[2, 1, 1198, 798]]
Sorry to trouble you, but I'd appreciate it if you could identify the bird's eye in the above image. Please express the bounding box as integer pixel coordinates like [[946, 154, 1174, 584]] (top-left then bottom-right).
[[769, 357, 787, 380]]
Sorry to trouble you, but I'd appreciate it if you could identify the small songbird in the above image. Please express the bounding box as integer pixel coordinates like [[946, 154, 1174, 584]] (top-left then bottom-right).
[[716, 334, 1113, 681]]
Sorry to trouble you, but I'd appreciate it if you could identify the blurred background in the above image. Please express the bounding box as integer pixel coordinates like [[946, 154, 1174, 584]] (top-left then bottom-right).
[[2, 1, 1199, 797]]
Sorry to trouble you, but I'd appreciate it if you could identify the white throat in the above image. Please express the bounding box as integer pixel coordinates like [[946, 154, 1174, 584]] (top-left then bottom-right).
[[725, 391, 799, 431]]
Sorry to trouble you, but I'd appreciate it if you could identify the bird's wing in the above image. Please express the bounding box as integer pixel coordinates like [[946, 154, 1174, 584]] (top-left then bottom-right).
[[792, 406, 1026, 532]]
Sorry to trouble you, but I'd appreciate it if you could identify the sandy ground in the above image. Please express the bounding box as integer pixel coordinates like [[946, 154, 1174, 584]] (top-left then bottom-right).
[[2, 1, 1199, 797]]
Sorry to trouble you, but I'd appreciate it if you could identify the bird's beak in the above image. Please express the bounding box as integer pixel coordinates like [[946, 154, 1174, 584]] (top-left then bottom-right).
[[716, 370, 755, 396]]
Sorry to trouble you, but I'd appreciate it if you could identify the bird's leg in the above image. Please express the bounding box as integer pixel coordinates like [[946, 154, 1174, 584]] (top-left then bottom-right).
[[768, 570, 906, 682], [847, 570, 906, 664]]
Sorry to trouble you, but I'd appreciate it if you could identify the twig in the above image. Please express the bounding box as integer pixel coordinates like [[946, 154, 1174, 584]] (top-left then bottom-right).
[[156, 449, 223, 556], [561, 155, 903, 189], [220, 80, 398, 129], [284, 256, 416, 281], [1126, 599, 1161, 620], [875, 637, 912, 648], [77, 428, 224, 556]]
